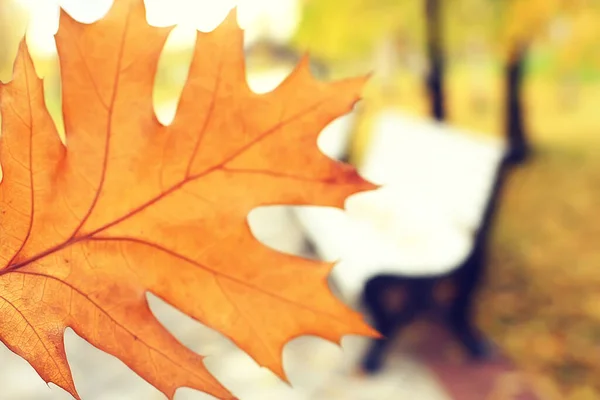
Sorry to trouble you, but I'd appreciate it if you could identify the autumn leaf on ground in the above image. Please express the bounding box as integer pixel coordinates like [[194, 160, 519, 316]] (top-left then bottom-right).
[[0, 0, 378, 398]]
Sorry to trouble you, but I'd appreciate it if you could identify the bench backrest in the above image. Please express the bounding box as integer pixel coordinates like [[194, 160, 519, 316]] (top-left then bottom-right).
[[359, 111, 505, 237]]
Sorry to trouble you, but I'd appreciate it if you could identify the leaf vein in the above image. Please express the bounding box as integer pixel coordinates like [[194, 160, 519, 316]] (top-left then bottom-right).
[[0, 292, 70, 385], [7, 50, 36, 267], [88, 236, 345, 323], [14, 270, 211, 383], [69, 8, 133, 238], [184, 52, 223, 178]]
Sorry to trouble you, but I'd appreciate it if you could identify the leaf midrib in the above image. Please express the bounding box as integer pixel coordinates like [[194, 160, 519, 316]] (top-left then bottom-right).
[[2, 95, 332, 275]]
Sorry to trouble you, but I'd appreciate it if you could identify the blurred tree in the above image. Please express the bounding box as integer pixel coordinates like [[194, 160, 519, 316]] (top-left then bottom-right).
[[503, 42, 529, 162], [493, 0, 563, 162], [425, 0, 445, 120], [295, 0, 451, 121], [294, 0, 598, 159]]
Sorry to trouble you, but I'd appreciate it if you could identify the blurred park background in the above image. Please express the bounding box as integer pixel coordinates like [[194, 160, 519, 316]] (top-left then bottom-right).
[[1, 0, 600, 399]]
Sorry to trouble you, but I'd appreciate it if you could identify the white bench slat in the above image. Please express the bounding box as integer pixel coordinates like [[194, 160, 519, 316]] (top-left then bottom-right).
[[361, 112, 505, 235]]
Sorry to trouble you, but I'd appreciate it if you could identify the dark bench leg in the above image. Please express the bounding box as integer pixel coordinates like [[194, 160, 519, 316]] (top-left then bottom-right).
[[359, 267, 494, 373], [447, 256, 494, 359], [360, 276, 427, 373]]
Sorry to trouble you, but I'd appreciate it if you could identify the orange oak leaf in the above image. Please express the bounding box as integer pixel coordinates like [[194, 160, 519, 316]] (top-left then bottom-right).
[[0, 0, 378, 399]]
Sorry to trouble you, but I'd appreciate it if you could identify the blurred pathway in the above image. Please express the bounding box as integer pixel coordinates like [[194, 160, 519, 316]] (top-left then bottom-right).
[[0, 202, 542, 400], [403, 322, 543, 400], [0, 301, 452, 400], [0, 313, 542, 399]]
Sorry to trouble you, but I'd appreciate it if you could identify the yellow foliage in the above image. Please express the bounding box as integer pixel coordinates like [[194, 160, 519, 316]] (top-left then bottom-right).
[[293, 0, 426, 61], [554, 7, 600, 72], [500, 0, 562, 60]]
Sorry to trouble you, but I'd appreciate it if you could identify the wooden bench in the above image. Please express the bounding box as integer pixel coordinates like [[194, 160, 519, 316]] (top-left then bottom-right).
[[296, 111, 505, 298], [244, 53, 527, 373], [293, 109, 518, 371]]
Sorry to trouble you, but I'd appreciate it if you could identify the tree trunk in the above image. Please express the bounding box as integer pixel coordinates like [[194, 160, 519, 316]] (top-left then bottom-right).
[[426, 0, 445, 121], [505, 44, 530, 164]]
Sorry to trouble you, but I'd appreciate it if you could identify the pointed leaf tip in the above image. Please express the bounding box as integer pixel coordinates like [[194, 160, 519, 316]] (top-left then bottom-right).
[[222, 6, 241, 29], [14, 39, 36, 77], [298, 53, 312, 68]]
